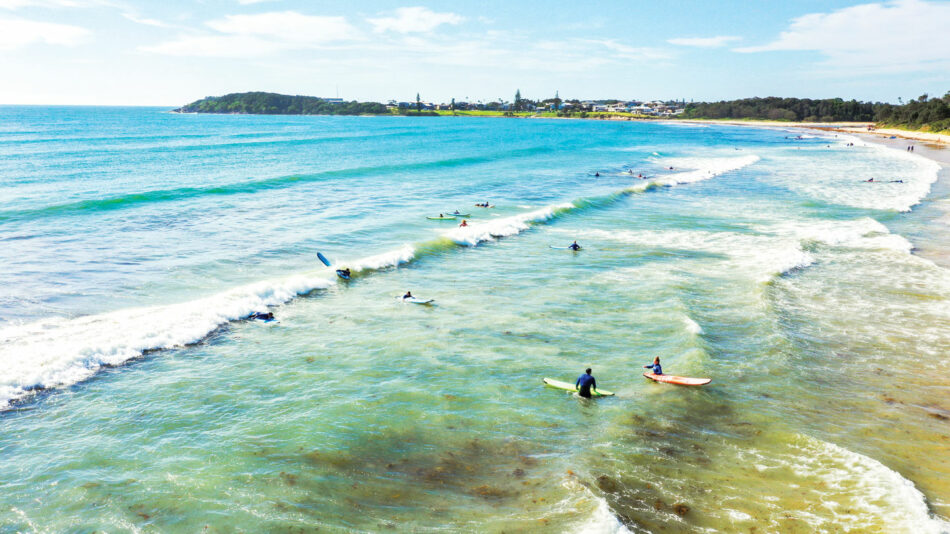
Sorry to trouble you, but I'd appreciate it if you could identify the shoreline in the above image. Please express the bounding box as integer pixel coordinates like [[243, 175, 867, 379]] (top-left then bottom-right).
[[669, 119, 949, 146]]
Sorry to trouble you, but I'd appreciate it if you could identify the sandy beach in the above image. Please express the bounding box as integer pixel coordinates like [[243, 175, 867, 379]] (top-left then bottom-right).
[[669, 119, 950, 146]]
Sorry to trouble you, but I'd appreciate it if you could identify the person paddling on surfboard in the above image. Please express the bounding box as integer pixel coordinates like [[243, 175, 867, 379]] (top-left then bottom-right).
[[340, 268, 351, 278], [643, 356, 662, 375], [575, 368, 598, 399], [403, 291, 412, 299], [568, 241, 580, 251]]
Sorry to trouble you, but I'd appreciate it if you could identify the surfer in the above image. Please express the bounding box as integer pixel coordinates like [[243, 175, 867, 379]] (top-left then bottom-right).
[[248, 311, 275, 321], [643, 356, 663, 375], [339, 268, 351, 278], [459, 219, 468, 227], [568, 241, 580, 251], [865, 178, 874, 182], [595, 172, 600, 177], [575, 368, 597, 399], [452, 210, 461, 215], [403, 291, 412, 299]]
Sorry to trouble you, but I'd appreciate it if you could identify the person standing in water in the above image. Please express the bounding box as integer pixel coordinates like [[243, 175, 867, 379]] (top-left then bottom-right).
[[575, 368, 597, 398], [568, 241, 580, 251], [643, 356, 662, 375]]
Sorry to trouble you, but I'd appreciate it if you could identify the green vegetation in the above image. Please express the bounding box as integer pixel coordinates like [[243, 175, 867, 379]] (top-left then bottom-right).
[[680, 93, 950, 133], [681, 97, 875, 122], [175, 92, 389, 115], [875, 93, 950, 133]]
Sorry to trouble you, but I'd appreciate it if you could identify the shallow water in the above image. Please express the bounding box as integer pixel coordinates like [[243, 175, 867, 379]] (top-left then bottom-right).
[[1, 108, 948, 532]]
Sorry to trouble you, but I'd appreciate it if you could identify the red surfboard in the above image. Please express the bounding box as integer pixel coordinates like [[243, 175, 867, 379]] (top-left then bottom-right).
[[643, 372, 711, 386]]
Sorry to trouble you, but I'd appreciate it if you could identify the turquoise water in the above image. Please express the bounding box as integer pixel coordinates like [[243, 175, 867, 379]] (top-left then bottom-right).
[[1, 108, 949, 532]]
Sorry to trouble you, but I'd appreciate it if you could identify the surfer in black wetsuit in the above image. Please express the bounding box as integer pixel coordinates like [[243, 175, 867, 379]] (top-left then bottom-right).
[[248, 312, 275, 321], [568, 241, 580, 251], [403, 291, 412, 299], [340, 268, 351, 277], [576, 368, 597, 398]]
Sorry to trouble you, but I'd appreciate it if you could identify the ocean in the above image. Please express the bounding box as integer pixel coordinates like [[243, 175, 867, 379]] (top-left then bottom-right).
[[0, 107, 948, 532]]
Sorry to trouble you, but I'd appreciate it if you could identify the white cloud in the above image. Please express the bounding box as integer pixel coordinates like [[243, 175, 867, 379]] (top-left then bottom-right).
[[122, 12, 168, 27], [734, 0, 950, 73], [0, 0, 107, 8], [0, 16, 89, 49], [207, 11, 358, 44], [237, 0, 276, 4], [143, 11, 360, 57], [141, 34, 282, 58], [368, 6, 462, 33], [668, 36, 740, 48]]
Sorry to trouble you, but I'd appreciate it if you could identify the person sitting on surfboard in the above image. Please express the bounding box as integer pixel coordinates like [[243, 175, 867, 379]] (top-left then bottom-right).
[[403, 291, 412, 299], [643, 356, 663, 375], [575, 368, 597, 399], [568, 241, 580, 251]]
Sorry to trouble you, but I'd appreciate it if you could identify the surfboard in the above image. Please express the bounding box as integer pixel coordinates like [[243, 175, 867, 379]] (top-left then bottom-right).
[[643, 372, 711, 386], [427, 216, 456, 220], [543, 378, 614, 397], [317, 252, 332, 267], [550, 246, 580, 250], [402, 297, 434, 304], [336, 270, 351, 280], [447, 213, 471, 217]]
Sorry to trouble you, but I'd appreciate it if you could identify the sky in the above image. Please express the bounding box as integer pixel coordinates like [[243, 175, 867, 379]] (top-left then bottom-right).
[[0, 0, 948, 106]]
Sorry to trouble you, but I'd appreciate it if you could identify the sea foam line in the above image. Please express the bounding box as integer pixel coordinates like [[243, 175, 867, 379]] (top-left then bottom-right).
[[0, 154, 758, 410]]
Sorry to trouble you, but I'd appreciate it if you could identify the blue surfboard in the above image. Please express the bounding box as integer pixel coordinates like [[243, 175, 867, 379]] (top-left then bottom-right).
[[336, 270, 351, 280], [317, 252, 332, 267]]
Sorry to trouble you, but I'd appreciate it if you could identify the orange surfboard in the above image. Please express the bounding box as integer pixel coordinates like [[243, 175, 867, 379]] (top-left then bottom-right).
[[643, 372, 711, 386]]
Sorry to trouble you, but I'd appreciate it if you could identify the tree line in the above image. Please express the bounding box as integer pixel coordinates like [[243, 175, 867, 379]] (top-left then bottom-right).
[[175, 92, 388, 115], [680, 93, 950, 131]]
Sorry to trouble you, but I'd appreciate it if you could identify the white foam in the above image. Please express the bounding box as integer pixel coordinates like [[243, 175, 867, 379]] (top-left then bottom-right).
[[786, 436, 950, 533], [444, 204, 573, 246], [577, 227, 813, 283], [769, 142, 940, 213], [653, 155, 760, 187], [349, 245, 416, 271], [683, 315, 703, 334], [758, 217, 914, 256], [0, 272, 335, 409], [577, 497, 633, 534]]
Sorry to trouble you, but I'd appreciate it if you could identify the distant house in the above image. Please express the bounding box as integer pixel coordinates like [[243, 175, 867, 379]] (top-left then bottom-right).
[[322, 98, 344, 104], [606, 103, 628, 112], [592, 104, 609, 112]]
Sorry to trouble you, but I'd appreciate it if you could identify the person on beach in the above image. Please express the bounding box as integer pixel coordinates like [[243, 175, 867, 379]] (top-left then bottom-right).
[[569, 241, 581, 251], [575, 368, 597, 398], [403, 291, 412, 299], [459, 219, 468, 227], [644, 356, 663, 375]]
